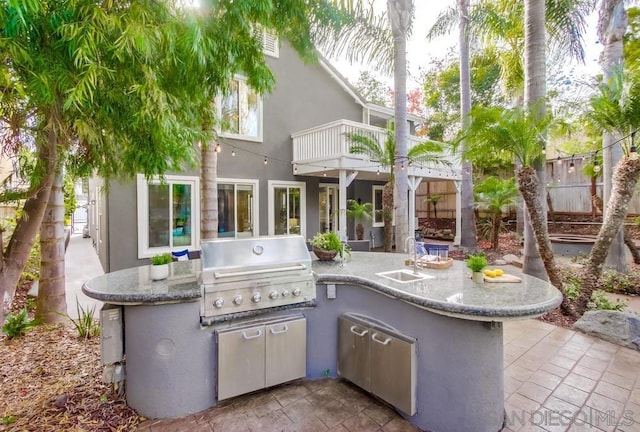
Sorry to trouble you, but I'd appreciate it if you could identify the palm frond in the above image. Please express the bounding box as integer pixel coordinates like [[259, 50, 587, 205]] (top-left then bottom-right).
[[546, 0, 595, 63], [425, 6, 457, 40], [314, 0, 393, 76]]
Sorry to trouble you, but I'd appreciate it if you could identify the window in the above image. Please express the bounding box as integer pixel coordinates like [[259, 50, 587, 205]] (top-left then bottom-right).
[[372, 185, 384, 227], [268, 181, 305, 238], [220, 77, 262, 142], [217, 179, 259, 238], [137, 175, 200, 258], [258, 28, 279, 58]]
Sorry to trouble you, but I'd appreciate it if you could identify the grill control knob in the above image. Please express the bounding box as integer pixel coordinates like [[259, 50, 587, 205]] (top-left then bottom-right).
[[213, 298, 224, 308], [292, 288, 301, 297], [269, 290, 279, 300], [281, 289, 290, 297], [251, 293, 261, 303], [233, 295, 243, 306]]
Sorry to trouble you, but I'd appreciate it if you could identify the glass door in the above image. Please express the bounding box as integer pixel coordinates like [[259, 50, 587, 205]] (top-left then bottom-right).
[[319, 185, 339, 233]]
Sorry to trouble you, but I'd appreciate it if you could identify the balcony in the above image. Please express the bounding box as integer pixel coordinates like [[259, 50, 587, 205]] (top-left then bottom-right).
[[291, 120, 460, 180]]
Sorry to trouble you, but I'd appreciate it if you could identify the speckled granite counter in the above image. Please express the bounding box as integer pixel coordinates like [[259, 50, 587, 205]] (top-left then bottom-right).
[[82, 252, 561, 321], [82, 260, 201, 304], [313, 252, 563, 321]]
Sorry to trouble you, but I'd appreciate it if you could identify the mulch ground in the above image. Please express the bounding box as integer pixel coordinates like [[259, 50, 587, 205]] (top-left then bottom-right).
[[0, 284, 142, 432]]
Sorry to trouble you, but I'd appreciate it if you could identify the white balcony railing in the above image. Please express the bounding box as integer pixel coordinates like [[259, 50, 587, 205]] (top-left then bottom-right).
[[291, 119, 457, 169]]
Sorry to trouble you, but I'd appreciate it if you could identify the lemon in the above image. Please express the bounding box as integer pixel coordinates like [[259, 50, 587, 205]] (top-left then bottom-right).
[[494, 269, 504, 276], [483, 269, 496, 277]]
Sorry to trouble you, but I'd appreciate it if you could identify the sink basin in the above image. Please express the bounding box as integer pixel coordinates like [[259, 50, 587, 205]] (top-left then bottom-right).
[[376, 269, 435, 283]]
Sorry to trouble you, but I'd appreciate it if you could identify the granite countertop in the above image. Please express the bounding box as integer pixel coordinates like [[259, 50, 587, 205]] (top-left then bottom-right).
[[313, 252, 563, 321], [82, 252, 562, 321], [82, 260, 202, 304]]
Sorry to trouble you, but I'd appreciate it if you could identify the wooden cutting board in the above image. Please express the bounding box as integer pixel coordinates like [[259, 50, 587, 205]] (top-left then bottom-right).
[[484, 273, 522, 283]]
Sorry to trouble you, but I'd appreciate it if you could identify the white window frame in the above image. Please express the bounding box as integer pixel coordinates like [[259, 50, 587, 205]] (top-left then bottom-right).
[[268, 180, 306, 239], [372, 185, 384, 228], [217, 75, 263, 143], [136, 174, 200, 259], [217, 178, 260, 238], [260, 28, 279, 58]]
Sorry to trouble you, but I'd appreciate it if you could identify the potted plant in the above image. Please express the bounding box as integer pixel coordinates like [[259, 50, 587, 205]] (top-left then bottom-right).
[[150, 253, 172, 280], [465, 252, 488, 283], [309, 231, 351, 261], [346, 199, 373, 241]]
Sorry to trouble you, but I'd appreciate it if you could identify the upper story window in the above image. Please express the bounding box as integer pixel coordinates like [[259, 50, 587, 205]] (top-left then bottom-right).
[[220, 77, 263, 142], [259, 28, 279, 58]]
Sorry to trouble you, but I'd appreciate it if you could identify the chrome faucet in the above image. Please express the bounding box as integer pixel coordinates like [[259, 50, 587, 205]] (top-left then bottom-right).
[[405, 236, 418, 274]]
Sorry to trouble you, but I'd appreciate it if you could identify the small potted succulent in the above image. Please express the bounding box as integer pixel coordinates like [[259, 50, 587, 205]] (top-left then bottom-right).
[[465, 252, 488, 283], [150, 253, 172, 281], [309, 231, 351, 261]]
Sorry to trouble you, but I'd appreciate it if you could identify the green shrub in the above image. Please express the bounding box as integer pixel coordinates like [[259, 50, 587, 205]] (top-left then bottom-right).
[[588, 290, 627, 311], [600, 270, 640, 295], [2, 308, 43, 339], [563, 281, 580, 302], [465, 252, 488, 272], [151, 253, 172, 265], [60, 298, 101, 339]]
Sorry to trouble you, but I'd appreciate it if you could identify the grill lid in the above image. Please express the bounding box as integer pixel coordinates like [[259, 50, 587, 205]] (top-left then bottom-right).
[[200, 235, 312, 274]]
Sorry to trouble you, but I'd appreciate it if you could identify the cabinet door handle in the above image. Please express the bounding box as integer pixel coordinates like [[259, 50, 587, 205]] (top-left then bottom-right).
[[350, 326, 368, 337], [371, 332, 391, 345], [242, 329, 262, 340], [269, 325, 289, 335]]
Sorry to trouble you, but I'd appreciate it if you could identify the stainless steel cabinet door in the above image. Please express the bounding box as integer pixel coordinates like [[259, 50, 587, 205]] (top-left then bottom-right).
[[337, 315, 371, 392], [369, 329, 416, 415], [217, 325, 266, 400], [265, 317, 306, 387]]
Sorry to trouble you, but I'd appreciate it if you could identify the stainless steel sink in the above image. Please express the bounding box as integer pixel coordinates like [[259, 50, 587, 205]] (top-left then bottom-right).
[[376, 269, 434, 283]]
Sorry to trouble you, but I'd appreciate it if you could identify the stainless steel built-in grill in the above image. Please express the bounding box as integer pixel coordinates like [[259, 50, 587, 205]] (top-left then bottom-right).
[[198, 236, 315, 323]]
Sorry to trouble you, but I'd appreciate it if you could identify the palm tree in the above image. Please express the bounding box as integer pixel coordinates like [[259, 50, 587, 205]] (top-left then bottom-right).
[[388, 0, 414, 252], [598, 0, 628, 272], [577, 66, 640, 314], [473, 176, 518, 250], [456, 0, 478, 251], [346, 199, 373, 240], [346, 126, 449, 252], [464, 105, 571, 314]]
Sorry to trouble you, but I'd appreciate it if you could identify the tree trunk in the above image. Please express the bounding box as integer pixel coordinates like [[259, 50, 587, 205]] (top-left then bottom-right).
[[590, 177, 597, 219], [546, 191, 556, 226], [578, 159, 640, 314], [36, 170, 68, 323], [457, 0, 477, 250], [491, 214, 500, 251], [599, 0, 627, 273], [593, 193, 640, 264], [383, 181, 394, 252], [518, 166, 571, 314], [522, 0, 549, 281], [0, 114, 59, 325], [388, 0, 412, 253], [201, 137, 219, 240]]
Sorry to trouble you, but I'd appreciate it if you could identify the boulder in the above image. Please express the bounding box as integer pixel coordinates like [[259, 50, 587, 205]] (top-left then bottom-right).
[[574, 311, 640, 352], [503, 254, 523, 268]]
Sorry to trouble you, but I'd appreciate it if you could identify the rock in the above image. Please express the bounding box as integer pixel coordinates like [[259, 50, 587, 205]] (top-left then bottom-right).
[[494, 259, 507, 266], [574, 311, 640, 352], [53, 394, 68, 408], [502, 254, 523, 268]]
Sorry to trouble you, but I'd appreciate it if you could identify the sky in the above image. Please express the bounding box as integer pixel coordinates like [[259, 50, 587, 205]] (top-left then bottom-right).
[[330, 1, 603, 89]]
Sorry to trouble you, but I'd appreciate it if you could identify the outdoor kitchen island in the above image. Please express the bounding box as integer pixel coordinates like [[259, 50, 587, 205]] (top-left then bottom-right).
[[83, 249, 562, 432]]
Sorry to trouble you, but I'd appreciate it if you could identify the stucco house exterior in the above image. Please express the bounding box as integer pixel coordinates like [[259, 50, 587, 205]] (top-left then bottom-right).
[[88, 39, 462, 273]]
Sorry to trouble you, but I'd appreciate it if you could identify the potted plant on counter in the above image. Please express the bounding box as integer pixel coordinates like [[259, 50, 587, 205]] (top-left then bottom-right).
[[466, 252, 488, 283], [150, 253, 172, 280], [309, 231, 351, 261], [346, 199, 373, 241]]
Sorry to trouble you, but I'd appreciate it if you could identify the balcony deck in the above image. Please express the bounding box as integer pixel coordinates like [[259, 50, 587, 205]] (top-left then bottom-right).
[[291, 119, 460, 181]]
